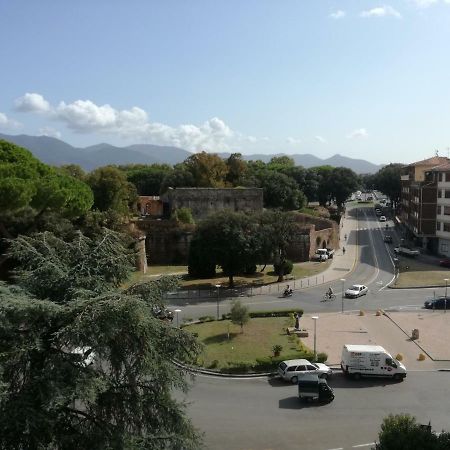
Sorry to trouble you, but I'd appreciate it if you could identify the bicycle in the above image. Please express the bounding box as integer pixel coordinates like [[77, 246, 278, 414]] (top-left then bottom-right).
[[323, 293, 336, 301]]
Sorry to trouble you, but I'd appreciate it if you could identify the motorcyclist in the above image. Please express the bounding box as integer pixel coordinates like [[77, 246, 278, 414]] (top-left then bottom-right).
[[327, 286, 334, 299], [284, 285, 293, 296]]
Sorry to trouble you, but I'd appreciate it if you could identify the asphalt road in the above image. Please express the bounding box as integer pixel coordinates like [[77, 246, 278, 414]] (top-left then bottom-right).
[[183, 371, 450, 450], [168, 204, 437, 321]]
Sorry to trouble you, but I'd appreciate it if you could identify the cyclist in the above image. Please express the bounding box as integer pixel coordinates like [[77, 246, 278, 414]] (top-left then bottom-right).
[[326, 286, 334, 299]]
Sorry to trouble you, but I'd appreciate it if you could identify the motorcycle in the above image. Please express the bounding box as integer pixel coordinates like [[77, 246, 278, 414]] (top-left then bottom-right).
[[282, 289, 293, 298]]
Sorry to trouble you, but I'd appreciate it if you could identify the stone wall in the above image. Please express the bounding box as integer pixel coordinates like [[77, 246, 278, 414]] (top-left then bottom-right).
[[160, 187, 264, 220], [134, 218, 194, 264]]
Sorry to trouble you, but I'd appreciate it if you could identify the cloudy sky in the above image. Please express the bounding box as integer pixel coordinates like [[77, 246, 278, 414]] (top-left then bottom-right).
[[1, 0, 450, 164]]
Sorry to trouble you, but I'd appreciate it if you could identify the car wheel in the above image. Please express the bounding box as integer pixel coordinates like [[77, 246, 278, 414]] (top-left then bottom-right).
[[291, 376, 298, 384]]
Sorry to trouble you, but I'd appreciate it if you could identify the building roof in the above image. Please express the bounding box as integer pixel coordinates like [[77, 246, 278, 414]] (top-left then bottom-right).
[[407, 156, 450, 167], [429, 162, 450, 172]]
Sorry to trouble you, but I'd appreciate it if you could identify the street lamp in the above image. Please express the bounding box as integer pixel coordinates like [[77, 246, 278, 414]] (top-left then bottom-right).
[[341, 278, 346, 314], [445, 279, 448, 313], [174, 309, 181, 327], [215, 284, 221, 320], [312, 316, 319, 362]]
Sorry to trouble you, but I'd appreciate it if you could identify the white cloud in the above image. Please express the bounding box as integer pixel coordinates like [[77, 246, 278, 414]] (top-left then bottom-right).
[[329, 10, 346, 19], [315, 135, 327, 143], [39, 126, 61, 139], [347, 128, 369, 139], [361, 5, 402, 18], [14, 93, 237, 152], [15, 92, 50, 112], [0, 112, 22, 129], [286, 137, 302, 145], [410, 0, 438, 7]]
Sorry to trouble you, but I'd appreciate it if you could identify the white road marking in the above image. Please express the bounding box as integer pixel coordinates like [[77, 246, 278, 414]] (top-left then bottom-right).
[[352, 444, 375, 448], [327, 448, 344, 450]]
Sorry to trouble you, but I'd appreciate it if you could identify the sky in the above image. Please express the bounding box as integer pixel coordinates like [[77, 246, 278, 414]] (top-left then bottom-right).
[[1, 0, 450, 164]]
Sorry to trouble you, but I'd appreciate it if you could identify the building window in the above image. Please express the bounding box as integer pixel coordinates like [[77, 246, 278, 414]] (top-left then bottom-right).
[[445, 206, 450, 216], [441, 243, 448, 253], [444, 223, 450, 233], [445, 190, 450, 199], [439, 173, 443, 182], [437, 222, 441, 231], [438, 205, 442, 215], [438, 190, 443, 198]]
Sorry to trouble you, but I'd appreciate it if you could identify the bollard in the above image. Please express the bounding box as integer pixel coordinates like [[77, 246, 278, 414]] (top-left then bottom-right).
[[359, 310, 365, 316], [418, 353, 426, 361], [396, 353, 403, 361]]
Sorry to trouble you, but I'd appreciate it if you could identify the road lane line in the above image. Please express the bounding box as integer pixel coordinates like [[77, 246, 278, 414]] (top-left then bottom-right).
[[327, 447, 344, 450], [352, 444, 375, 448]]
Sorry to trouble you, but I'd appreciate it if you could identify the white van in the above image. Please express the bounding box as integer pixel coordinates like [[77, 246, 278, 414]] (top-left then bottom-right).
[[340, 344, 407, 381]]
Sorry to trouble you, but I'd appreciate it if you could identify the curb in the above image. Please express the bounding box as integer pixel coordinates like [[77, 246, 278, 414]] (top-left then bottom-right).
[[388, 284, 448, 290]]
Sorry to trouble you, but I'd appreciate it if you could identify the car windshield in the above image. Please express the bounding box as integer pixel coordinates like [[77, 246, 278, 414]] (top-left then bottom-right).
[[279, 362, 287, 370], [350, 285, 359, 290]]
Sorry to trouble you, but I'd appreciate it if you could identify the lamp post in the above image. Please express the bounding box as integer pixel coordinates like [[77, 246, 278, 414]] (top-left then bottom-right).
[[215, 284, 221, 320], [312, 316, 319, 362], [174, 309, 181, 328], [445, 279, 448, 313], [341, 278, 346, 314]]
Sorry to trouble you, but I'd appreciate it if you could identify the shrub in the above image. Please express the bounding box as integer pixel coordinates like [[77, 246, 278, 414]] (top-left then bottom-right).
[[198, 315, 215, 322], [273, 259, 294, 276], [272, 344, 283, 355], [173, 207, 195, 224], [317, 352, 328, 363], [208, 360, 219, 369]]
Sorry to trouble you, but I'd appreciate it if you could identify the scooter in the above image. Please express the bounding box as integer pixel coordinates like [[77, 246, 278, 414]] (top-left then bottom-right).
[[282, 289, 293, 298]]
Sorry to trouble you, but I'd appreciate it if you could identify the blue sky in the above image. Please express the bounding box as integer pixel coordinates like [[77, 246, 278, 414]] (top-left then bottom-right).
[[1, 0, 450, 164]]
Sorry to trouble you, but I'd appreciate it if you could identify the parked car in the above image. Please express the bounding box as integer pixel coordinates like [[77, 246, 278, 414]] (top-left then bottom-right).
[[379, 216, 387, 222], [375, 209, 382, 215], [424, 297, 450, 309], [440, 259, 450, 268], [278, 359, 332, 384], [383, 235, 393, 243], [345, 284, 368, 298]]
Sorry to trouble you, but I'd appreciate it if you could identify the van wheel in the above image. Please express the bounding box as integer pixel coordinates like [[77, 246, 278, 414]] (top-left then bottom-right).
[[353, 373, 361, 380], [291, 376, 298, 384]]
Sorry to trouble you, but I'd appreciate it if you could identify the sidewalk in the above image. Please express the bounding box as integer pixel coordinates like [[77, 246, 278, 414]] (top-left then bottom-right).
[[300, 311, 450, 370]]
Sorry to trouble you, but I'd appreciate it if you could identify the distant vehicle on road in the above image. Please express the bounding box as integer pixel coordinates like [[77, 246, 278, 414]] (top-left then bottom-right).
[[394, 246, 420, 257], [440, 259, 450, 268], [345, 284, 368, 298], [424, 297, 450, 309], [383, 235, 393, 243], [313, 248, 334, 261], [278, 359, 332, 384], [379, 216, 387, 222]]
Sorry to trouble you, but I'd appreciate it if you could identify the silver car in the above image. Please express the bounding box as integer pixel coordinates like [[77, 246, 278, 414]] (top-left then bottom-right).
[[345, 284, 368, 298], [278, 359, 332, 384]]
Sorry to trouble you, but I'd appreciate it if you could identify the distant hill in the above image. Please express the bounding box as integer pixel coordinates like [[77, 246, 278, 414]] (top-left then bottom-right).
[[0, 133, 382, 173]]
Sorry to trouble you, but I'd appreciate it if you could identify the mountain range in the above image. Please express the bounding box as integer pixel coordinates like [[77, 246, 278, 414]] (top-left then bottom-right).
[[0, 133, 383, 173]]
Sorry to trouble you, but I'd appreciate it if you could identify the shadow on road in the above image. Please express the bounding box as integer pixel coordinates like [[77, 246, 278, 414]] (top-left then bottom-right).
[[329, 372, 402, 389], [268, 376, 292, 388], [278, 396, 333, 409]]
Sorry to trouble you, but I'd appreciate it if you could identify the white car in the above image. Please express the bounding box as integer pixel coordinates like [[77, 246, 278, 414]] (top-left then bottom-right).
[[345, 284, 368, 298], [379, 216, 386, 222], [278, 359, 332, 384]]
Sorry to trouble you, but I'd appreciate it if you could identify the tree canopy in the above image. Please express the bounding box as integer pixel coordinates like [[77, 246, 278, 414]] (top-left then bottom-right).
[[0, 229, 202, 449], [373, 163, 404, 208]]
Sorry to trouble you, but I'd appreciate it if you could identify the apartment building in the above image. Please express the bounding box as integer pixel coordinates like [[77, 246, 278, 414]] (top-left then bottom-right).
[[400, 156, 449, 252], [433, 163, 450, 257]]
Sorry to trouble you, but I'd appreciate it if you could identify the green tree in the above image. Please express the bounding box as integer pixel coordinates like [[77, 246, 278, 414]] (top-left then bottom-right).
[[160, 164, 196, 193], [87, 166, 137, 214], [267, 155, 295, 171], [184, 151, 228, 187], [257, 170, 306, 210], [122, 164, 173, 195], [374, 163, 404, 208], [58, 164, 87, 181], [225, 153, 248, 186], [329, 167, 359, 211], [173, 207, 195, 224], [375, 414, 450, 450], [189, 211, 260, 287], [0, 230, 202, 449], [230, 300, 250, 333]]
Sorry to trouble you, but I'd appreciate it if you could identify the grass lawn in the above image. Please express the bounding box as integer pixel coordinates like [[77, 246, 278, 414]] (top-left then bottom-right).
[[394, 258, 450, 288], [179, 261, 332, 289], [185, 317, 312, 370]]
